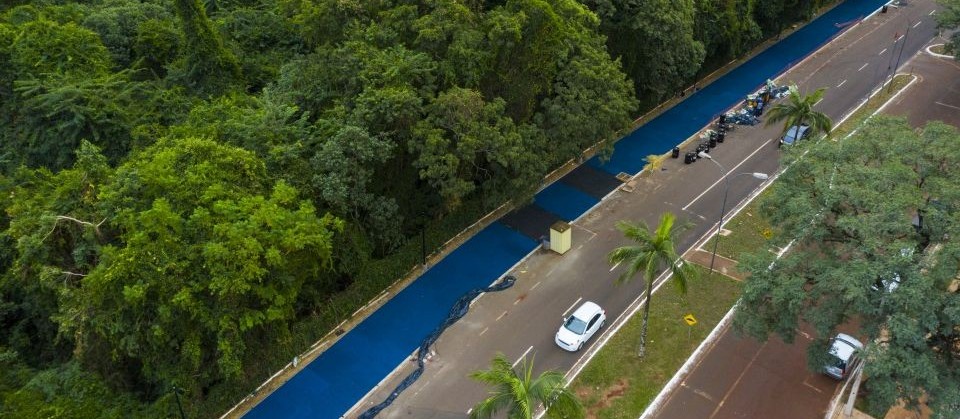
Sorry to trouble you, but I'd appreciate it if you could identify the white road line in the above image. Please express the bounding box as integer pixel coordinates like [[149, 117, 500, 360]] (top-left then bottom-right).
[[495, 311, 507, 321], [814, 98, 823, 106], [681, 138, 773, 211], [913, 21, 922, 28], [479, 327, 489, 336], [609, 261, 621, 272], [513, 346, 533, 368], [936, 101, 960, 111], [837, 79, 847, 88], [896, 35, 904, 42], [878, 48, 887, 55], [467, 408, 473, 414], [857, 63, 868, 71], [562, 297, 583, 317], [929, 10, 936, 16], [530, 281, 542, 290]]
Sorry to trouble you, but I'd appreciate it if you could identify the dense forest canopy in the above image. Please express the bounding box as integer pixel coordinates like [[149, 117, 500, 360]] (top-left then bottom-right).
[[0, 0, 833, 416]]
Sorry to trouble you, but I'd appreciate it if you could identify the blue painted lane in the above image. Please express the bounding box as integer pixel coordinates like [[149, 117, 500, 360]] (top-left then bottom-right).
[[247, 223, 536, 418], [534, 182, 600, 222], [246, 1, 889, 416], [589, 0, 888, 176]]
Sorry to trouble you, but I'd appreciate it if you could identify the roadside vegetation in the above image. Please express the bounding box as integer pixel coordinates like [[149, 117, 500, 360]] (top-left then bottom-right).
[[574, 73, 960, 417], [571, 268, 741, 418], [0, 0, 858, 416]]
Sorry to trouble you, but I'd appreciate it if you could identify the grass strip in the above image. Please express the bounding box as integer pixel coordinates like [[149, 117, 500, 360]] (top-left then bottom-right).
[[571, 268, 741, 418]]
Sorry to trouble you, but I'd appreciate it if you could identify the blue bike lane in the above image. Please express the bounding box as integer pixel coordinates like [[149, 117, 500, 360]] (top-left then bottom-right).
[[246, 1, 888, 417]]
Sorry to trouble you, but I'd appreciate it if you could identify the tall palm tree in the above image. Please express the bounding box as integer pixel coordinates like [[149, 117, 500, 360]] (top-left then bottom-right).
[[765, 85, 833, 140], [608, 212, 696, 357], [469, 353, 583, 419]]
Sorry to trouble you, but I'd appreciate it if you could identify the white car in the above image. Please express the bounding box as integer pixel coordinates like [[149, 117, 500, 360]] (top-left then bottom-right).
[[824, 333, 863, 380], [555, 301, 606, 352]]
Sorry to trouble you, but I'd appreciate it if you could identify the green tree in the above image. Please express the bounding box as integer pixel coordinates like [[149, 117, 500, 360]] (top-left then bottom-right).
[[10, 71, 157, 170], [71, 137, 341, 394], [734, 117, 960, 415], [469, 353, 584, 419], [764, 85, 832, 140], [172, 0, 241, 95], [938, 0, 960, 57], [583, 0, 705, 106], [608, 212, 696, 357], [1, 141, 112, 366], [80, 0, 172, 69], [412, 87, 542, 210], [482, 0, 593, 121], [7, 17, 112, 79], [535, 37, 637, 163]]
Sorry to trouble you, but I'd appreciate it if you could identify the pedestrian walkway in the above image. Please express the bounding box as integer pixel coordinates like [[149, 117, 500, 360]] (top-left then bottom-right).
[[245, 1, 891, 417]]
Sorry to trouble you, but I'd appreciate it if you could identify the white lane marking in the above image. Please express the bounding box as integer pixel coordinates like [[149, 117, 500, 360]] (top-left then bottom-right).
[[496, 311, 507, 321], [609, 261, 621, 272], [467, 408, 473, 414], [530, 281, 542, 290], [913, 21, 922, 28], [878, 48, 887, 55], [936, 101, 960, 111], [929, 10, 936, 16], [479, 327, 489, 336], [814, 98, 823, 106], [896, 35, 904, 42], [857, 63, 868, 71], [837, 79, 847, 88], [562, 297, 583, 317], [513, 346, 533, 368], [682, 138, 773, 211]]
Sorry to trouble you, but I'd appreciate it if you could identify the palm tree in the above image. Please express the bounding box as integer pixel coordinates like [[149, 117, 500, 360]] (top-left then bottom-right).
[[765, 85, 833, 140], [608, 212, 696, 357], [469, 353, 584, 419]]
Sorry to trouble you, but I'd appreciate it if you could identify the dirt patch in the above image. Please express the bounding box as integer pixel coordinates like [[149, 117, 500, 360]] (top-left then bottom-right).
[[580, 379, 631, 418]]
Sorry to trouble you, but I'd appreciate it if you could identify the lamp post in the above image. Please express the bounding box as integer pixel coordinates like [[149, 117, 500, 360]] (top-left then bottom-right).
[[698, 152, 768, 274]]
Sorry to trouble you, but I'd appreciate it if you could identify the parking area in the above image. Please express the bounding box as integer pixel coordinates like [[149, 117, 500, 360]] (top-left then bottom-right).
[[654, 321, 843, 419]]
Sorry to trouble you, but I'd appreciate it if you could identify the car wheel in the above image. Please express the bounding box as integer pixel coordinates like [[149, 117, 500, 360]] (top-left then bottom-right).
[[577, 342, 583, 351]]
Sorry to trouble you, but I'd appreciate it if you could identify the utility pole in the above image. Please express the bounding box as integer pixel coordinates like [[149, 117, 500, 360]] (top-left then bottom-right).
[[888, 24, 911, 93]]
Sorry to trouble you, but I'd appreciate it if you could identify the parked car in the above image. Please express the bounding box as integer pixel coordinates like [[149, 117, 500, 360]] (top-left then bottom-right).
[[779, 123, 810, 146], [555, 301, 606, 352], [824, 333, 863, 380]]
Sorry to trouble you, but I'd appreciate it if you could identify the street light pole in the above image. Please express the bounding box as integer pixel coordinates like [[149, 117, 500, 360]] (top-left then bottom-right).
[[697, 152, 768, 275]]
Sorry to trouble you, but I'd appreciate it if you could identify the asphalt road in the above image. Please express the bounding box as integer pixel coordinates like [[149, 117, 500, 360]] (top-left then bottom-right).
[[349, 2, 941, 418], [881, 46, 960, 128], [652, 28, 957, 419]]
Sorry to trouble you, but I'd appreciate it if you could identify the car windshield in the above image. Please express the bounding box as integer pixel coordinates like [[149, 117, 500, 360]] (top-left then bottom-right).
[[829, 354, 846, 370], [564, 316, 588, 335]]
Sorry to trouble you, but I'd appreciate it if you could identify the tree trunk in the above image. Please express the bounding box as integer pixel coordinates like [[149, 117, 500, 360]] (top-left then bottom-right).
[[637, 279, 653, 357]]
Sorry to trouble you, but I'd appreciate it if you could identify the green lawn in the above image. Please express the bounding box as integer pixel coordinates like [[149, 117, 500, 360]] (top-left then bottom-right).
[[571, 268, 741, 418], [702, 192, 780, 261]]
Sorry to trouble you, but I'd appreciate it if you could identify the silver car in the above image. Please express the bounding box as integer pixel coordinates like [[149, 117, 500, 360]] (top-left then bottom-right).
[[824, 333, 863, 380], [555, 301, 606, 352]]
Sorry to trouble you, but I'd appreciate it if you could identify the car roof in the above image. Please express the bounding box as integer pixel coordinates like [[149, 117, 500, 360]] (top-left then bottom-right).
[[782, 125, 810, 144], [830, 333, 864, 360], [571, 301, 602, 319]]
